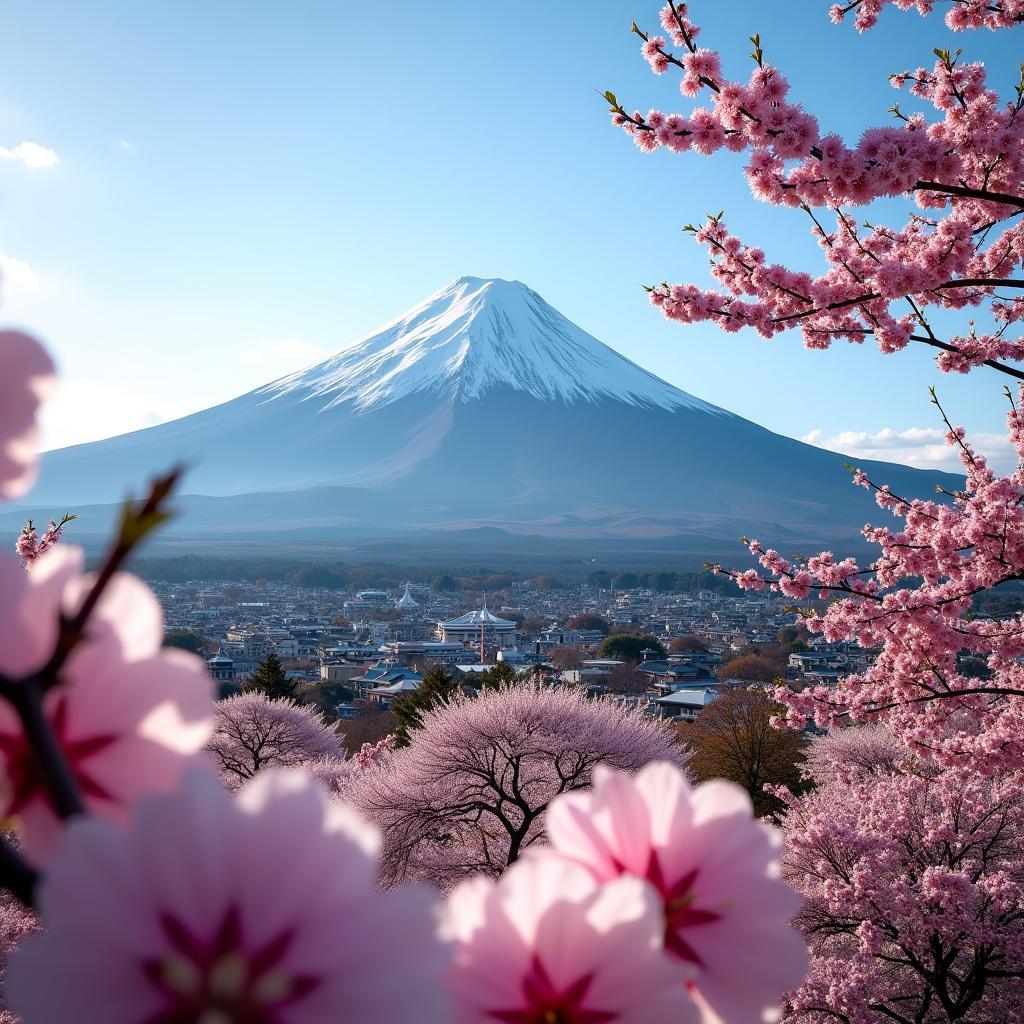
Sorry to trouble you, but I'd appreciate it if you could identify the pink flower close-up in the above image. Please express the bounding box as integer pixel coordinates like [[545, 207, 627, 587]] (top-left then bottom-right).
[[6, 769, 450, 1024], [544, 761, 808, 1024], [443, 854, 697, 1024], [0, 331, 54, 501], [0, 546, 214, 862]]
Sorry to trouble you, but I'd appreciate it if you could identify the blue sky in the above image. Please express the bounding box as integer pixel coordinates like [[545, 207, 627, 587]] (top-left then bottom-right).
[[0, 0, 1020, 472]]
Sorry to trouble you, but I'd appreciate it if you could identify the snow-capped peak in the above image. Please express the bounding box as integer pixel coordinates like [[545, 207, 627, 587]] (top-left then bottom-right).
[[262, 276, 723, 413]]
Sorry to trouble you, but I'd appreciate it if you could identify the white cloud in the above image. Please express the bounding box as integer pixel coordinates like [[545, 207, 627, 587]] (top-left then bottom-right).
[[239, 338, 327, 370], [0, 140, 59, 169], [117, 139, 134, 154], [802, 425, 1016, 474], [0, 250, 40, 293]]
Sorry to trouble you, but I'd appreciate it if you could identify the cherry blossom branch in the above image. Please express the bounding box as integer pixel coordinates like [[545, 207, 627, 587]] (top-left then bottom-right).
[[37, 467, 183, 689], [0, 469, 184, 904]]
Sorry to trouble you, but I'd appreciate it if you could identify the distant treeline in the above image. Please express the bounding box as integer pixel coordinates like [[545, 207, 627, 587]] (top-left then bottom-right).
[[128, 554, 740, 595]]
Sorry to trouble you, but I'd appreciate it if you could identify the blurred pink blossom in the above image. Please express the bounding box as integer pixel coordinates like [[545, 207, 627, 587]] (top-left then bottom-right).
[[443, 854, 696, 1024], [7, 770, 450, 1024], [0, 546, 214, 862], [0, 332, 53, 501], [545, 761, 807, 1024]]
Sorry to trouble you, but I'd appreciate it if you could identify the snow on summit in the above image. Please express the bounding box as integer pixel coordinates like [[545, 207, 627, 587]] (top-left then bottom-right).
[[263, 276, 720, 413]]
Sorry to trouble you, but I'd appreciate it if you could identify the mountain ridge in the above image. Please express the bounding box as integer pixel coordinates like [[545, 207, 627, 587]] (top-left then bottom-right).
[[19, 276, 960, 549], [260, 276, 726, 413]]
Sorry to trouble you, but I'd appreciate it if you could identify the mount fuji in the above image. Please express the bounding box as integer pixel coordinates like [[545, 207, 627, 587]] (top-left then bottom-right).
[[18, 276, 957, 554]]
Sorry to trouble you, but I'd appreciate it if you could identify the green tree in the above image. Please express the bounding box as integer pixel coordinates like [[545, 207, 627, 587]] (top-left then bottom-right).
[[244, 652, 299, 702], [432, 574, 459, 593], [392, 665, 460, 747], [616, 572, 639, 590], [586, 570, 612, 588], [163, 629, 208, 654], [596, 634, 666, 662], [477, 661, 518, 689], [216, 679, 242, 701]]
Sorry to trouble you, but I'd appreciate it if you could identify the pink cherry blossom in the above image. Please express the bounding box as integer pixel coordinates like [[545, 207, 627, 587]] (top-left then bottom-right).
[[0, 332, 54, 501], [352, 734, 395, 770], [544, 761, 807, 1024], [443, 854, 697, 1024], [610, 6, 1024, 381], [207, 692, 343, 789], [0, 546, 214, 862], [779, 761, 1024, 1022], [830, 0, 1024, 32], [717, 397, 1024, 770], [6, 769, 450, 1024], [15, 515, 71, 569], [606, 2, 1024, 768], [352, 683, 682, 890]]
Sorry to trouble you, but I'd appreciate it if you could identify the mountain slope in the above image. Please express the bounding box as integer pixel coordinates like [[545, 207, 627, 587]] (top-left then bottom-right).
[[21, 276, 959, 546]]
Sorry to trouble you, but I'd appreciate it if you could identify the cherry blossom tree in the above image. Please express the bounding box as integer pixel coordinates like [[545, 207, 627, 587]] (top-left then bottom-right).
[[608, 1, 1024, 768], [207, 691, 343, 787], [352, 684, 684, 889], [829, 0, 1024, 33], [777, 762, 1024, 1022], [608, 9, 1024, 1018], [801, 722, 908, 784]]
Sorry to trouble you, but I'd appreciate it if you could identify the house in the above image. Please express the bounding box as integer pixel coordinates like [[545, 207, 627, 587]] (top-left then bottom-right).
[[319, 661, 364, 685], [352, 664, 424, 699], [654, 688, 720, 722], [366, 677, 421, 708], [637, 661, 715, 694]]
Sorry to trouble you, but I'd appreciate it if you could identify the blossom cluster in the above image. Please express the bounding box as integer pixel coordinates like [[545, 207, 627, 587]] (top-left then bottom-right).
[[722, 393, 1024, 771], [614, 3, 1024, 377], [15, 516, 71, 569], [828, 0, 1024, 33], [778, 741, 1024, 1022], [0, 330, 807, 1021]]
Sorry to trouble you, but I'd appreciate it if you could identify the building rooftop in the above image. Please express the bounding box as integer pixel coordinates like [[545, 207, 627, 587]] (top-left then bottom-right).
[[441, 599, 516, 628]]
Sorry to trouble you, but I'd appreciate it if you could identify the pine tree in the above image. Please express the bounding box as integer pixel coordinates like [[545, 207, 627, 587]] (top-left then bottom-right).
[[392, 665, 459, 747], [478, 660, 518, 689], [244, 652, 298, 702]]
